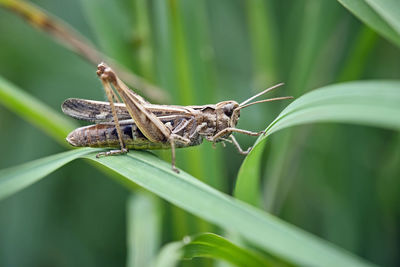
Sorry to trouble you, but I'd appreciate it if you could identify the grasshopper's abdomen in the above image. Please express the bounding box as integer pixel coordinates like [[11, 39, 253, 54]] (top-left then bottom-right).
[[66, 123, 172, 150]]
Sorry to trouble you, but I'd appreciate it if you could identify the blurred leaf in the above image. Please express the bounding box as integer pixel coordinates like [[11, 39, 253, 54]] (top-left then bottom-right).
[[0, 148, 97, 200], [152, 241, 183, 267], [0, 0, 103, 64], [0, 0, 168, 102], [338, 0, 400, 48], [236, 80, 400, 208], [245, 0, 278, 86], [153, 233, 283, 267], [182, 233, 280, 267], [79, 0, 134, 70], [258, 1, 342, 213], [0, 75, 76, 144], [0, 148, 373, 266], [337, 26, 378, 82], [127, 193, 161, 267]]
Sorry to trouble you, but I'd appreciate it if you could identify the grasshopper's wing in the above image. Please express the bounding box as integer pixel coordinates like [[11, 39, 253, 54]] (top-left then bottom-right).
[[62, 98, 194, 123], [62, 98, 132, 122]]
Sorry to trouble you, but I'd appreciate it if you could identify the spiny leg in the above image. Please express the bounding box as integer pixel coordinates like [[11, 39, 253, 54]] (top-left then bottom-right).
[[211, 127, 265, 141], [110, 85, 121, 103], [230, 135, 252, 155]]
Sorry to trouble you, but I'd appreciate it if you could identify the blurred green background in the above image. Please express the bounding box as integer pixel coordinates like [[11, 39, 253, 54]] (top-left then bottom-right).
[[0, 0, 399, 266]]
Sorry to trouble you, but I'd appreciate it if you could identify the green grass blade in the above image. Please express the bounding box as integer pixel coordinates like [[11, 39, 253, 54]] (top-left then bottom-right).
[[338, 0, 400, 47], [0, 75, 77, 144], [0, 146, 375, 266], [337, 26, 378, 82], [237, 80, 400, 209], [153, 242, 183, 267], [153, 233, 288, 267], [364, 0, 400, 36], [80, 0, 135, 71], [245, 0, 278, 87], [182, 233, 279, 267], [83, 151, 372, 267], [267, 81, 400, 133], [127, 193, 161, 267], [0, 148, 97, 200]]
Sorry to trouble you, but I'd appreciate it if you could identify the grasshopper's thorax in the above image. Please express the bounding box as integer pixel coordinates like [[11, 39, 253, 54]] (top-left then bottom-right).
[[215, 100, 240, 134]]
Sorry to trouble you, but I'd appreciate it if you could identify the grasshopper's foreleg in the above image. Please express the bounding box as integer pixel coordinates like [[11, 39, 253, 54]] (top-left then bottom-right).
[[211, 127, 265, 141], [230, 135, 252, 155]]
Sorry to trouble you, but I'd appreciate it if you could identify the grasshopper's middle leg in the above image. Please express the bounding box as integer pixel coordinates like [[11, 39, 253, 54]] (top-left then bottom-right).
[[169, 134, 190, 173]]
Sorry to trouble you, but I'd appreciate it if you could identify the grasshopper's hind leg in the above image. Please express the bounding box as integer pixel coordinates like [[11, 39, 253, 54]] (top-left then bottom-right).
[[96, 64, 129, 158]]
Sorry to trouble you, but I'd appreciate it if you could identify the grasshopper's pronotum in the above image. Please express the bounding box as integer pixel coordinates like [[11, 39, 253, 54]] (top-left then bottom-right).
[[62, 63, 293, 173]]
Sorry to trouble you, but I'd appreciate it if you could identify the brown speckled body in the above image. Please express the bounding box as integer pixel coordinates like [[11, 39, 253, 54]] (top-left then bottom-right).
[[67, 121, 204, 150], [63, 98, 240, 150]]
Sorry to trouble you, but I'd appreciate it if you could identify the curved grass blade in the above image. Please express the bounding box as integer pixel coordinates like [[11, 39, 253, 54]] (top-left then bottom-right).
[[0, 75, 77, 145], [152, 241, 183, 267], [236, 80, 400, 208], [0, 148, 97, 200], [338, 0, 400, 48], [182, 233, 284, 267], [363, 0, 400, 36], [153, 233, 287, 267], [0, 147, 373, 266], [85, 151, 373, 267]]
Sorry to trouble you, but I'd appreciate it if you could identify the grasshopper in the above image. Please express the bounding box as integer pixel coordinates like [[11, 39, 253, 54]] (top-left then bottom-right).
[[62, 63, 293, 173]]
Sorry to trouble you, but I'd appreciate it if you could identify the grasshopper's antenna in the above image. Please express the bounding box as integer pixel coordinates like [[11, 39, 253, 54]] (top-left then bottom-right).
[[236, 96, 294, 110], [239, 83, 285, 107]]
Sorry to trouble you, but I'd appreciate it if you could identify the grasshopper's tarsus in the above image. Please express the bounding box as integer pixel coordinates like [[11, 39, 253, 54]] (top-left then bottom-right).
[[172, 165, 180, 174], [96, 148, 128, 158]]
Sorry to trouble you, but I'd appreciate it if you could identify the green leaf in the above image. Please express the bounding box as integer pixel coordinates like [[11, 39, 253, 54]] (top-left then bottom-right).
[[80, 0, 136, 71], [152, 242, 183, 267], [0, 75, 77, 144], [0, 148, 97, 200], [182, 233, 279, 267], [0, 148, 373, 266], [127, 193, 161, 267], [338, 0, 400, 48], [236, 80, 400, 208], [153, 233, 289, 267]]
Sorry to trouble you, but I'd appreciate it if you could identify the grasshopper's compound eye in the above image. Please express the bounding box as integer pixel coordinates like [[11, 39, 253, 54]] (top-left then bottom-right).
[[223, 104, 234, 117]]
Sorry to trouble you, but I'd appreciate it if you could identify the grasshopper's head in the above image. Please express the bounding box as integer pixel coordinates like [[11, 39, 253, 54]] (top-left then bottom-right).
[[216, 83, 293, 134], [215, 100, 241, 129]]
